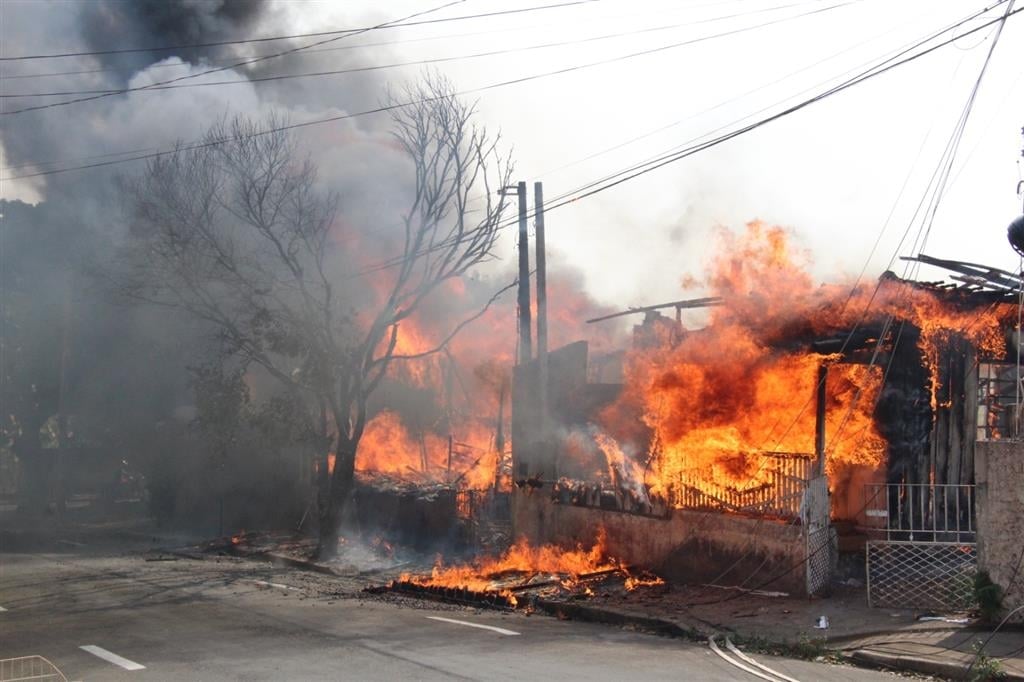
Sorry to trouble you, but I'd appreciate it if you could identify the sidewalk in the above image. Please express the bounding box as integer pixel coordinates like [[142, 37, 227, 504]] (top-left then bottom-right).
[[533, 583, 1024, 680]]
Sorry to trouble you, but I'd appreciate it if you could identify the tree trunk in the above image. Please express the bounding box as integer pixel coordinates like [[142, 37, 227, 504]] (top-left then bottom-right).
[[315, 441, 357, 560]]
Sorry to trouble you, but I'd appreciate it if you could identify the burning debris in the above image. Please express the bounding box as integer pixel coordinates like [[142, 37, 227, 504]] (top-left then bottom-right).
[[373, 530, 666, 608]]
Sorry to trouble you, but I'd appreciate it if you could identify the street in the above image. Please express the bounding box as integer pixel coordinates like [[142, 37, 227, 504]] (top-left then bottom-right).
[[0, 544, 904, 681]]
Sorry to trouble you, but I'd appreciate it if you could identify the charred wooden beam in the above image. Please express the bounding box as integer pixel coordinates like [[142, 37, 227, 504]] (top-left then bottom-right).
[[586, 297, 723, 324]]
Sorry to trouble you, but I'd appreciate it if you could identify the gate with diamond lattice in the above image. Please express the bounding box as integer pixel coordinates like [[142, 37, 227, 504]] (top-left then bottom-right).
[[863, 483, 977, 610]]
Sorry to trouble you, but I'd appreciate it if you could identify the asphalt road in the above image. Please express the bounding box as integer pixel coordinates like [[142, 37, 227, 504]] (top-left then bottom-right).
[[0, 546, 905, 681]]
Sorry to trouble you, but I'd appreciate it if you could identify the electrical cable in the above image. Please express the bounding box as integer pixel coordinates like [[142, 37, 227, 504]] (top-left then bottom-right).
[[0, 1, 599, 62], [0, 0, 471, 116], [0, 1, 843, 99], [1, 0, 863, 178], [0, 0, 821, 86], [355, 1, 1016, 281]]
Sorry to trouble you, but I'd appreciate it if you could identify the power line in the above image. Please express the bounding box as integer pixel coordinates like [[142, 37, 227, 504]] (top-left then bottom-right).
[[1, 0, 860, 177], [310, 0, 1015, 283], [534, 3, 1022, 219], [0, 0, 599, 62], [0, 1, 825, 99], [0, 0, 763, 81], [1, 0, 472, 116]]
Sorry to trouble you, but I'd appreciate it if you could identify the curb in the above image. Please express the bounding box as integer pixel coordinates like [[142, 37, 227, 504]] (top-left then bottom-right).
[[850, 648, 1024, 681], [532, 599, 715, 640]]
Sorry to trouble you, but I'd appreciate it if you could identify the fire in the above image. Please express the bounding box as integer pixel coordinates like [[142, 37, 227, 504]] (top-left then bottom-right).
[[399, 530, 615, 594], [355, 410, 502, 489], [592, 222, 1012, 507], [624, 572, 666, 591]]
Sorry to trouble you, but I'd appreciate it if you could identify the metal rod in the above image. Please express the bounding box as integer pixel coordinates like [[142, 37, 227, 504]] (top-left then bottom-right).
[[586, 296, 724, 324]]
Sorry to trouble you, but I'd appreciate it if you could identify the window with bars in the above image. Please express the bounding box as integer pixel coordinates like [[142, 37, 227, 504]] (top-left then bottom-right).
[[977, 361, 1024, 441]]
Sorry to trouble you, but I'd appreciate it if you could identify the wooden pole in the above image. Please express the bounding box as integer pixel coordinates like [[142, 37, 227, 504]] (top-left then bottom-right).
[[815, 364, 828, 476]]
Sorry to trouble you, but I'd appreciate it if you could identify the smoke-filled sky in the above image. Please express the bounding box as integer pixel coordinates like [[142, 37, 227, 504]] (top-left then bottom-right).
[[2, 0, 1022, 329]]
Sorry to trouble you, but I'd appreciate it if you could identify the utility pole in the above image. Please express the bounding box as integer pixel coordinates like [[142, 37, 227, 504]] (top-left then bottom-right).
[[534, 182, 551, 474], [516, 181, 532, 365], [814, 364, 828, 477]]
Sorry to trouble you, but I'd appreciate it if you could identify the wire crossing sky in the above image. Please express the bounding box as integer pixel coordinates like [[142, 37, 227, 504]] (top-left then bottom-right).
[[1, 0, 1021, 309]]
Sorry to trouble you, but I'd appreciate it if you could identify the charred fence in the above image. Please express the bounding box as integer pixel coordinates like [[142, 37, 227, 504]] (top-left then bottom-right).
[[672, 452, 814, 519]]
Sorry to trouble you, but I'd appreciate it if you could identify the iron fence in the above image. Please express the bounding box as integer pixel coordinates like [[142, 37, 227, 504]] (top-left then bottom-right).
[[866, 542, 977, 610], [863, 483, 975, 543], [674, 452, 814, 519]]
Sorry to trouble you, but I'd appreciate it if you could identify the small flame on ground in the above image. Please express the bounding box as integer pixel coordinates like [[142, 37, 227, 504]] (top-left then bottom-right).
[[399, 529, 615, 595]]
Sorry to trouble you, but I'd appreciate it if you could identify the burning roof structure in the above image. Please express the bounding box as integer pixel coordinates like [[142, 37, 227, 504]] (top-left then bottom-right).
[[504, 222, 1019, 597]]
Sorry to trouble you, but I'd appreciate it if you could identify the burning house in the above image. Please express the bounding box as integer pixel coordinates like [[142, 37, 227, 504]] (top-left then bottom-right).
[[506, 222, 1024, 612]]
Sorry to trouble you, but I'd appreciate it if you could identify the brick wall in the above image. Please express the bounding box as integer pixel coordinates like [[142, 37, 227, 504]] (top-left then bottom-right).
[[975, 440, 1024, 621]]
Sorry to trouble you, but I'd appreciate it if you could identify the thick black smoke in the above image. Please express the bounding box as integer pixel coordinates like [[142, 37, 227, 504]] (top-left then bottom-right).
[[77, 0, 272, 81]]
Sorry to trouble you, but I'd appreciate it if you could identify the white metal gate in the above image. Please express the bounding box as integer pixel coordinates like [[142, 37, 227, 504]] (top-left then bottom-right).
[[803, 475, 834, 596], [864, 483, 977, 610]]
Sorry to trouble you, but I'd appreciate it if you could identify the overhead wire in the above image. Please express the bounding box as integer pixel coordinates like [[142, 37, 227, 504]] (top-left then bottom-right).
[[1, 0, 864, 178], [0, 0, 599, 62], [533, 3, 1022, 217], [0, 0, 473, 115], [0, 0, 781, 81], [0, 1, 848, 100], [356, 0, 1017, 280]]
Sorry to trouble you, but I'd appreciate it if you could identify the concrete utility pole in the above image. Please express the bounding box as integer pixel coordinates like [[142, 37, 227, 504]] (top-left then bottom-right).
[[534, 182, 550, 470], [516, 181, 532, 365]]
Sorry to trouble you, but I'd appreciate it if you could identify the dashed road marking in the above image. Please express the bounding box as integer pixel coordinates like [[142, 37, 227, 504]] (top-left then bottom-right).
[[426, 616, 521, 636], [79, 645, 146, 671], [0, 606, 7, 612]]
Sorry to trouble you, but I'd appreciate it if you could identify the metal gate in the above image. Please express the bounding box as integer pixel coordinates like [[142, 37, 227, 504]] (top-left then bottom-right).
[[803, 475, 834, 596], [864, 483, 977, 610]]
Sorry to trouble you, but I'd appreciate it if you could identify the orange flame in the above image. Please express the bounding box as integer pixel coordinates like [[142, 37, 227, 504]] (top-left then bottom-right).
[[594, 222, 1011, 506], [399, 529, 615, 594]]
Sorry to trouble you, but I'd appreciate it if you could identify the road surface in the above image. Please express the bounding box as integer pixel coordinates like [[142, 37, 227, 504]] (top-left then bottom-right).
[[1, 545, 905, 681]]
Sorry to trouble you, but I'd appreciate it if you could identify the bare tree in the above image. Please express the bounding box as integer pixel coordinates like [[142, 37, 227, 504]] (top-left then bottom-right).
[[121, 76, 513, 558]]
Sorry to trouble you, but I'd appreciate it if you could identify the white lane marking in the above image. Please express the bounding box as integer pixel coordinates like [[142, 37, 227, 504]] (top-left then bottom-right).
[[79, 645, 146, 671], [249, 579, 300, 591], [708, 636, 779, 682], [725, 637, 802, 682], [0, 605, 7, 612], [426, 615, 521, 636]]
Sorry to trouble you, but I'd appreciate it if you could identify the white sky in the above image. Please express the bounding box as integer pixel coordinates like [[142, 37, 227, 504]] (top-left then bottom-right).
[[3, 0, 1023, 313]]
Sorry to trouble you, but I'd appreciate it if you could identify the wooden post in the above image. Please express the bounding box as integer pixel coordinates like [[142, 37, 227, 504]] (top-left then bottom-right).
[[516, 181, 532, 365]]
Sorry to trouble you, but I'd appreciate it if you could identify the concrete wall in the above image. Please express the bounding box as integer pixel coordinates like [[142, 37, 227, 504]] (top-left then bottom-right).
[[512, 490, 809, 596], [975, 440, 1024, 621]]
